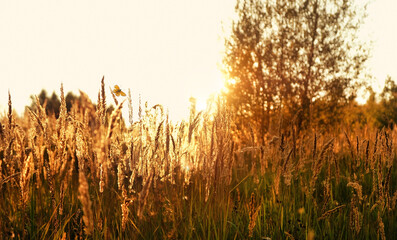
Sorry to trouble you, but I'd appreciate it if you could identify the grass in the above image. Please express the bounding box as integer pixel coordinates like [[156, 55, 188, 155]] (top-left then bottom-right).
[[0, 80, 396, 239]]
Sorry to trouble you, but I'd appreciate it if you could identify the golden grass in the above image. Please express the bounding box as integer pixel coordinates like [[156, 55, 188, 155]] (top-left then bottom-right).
[[0, 79, 396, 239]]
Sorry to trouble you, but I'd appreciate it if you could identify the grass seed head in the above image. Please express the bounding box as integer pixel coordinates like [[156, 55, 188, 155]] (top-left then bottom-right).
[[78, 171, 94, 235]]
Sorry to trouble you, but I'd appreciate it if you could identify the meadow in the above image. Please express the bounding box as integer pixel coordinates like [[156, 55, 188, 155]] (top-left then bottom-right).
[[0, 80, 396, 239]]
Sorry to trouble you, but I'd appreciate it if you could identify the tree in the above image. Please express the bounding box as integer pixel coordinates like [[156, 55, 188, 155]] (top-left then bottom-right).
[[223, 0, 368, 143], [29, 90, 79, 118], [375, 77, 397, 128]]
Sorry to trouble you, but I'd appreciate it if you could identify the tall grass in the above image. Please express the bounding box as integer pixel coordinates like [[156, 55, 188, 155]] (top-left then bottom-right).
[[0, 80, 396, 239]]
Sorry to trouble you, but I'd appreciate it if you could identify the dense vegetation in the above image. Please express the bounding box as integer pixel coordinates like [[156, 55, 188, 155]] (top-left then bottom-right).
[[0, 78, 396, 239]]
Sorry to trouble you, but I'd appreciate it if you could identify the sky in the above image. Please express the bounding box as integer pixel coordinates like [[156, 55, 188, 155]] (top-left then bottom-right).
[[0, 0, 396, 122], [361, 0, 397, 91]]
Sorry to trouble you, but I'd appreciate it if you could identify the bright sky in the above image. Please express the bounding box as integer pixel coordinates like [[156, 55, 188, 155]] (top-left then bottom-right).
[[362, 0, 397, 91], [0, 0, 396, 121]]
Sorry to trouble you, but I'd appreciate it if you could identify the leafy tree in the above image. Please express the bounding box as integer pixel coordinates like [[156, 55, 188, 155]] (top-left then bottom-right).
[[340, 87, 376, 130], [375, 77, 397, 128], [29, 90, 78, 118], [28, 90, 117, 130], [223, 0, 368, 143]]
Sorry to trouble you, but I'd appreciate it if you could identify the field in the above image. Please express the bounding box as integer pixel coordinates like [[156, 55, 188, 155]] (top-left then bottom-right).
[[1, 82, 396, 239]]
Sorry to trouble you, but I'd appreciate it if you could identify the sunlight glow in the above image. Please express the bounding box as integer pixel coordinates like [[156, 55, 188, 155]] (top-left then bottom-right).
[[228, 79, 236, 85], [196, 98, 207, 112]]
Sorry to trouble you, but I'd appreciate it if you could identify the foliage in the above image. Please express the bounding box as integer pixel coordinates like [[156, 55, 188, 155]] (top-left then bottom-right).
[[343, 77, 397, 130], [376, 77, 397, 128], [29, 90, 79, 118], [223, 0, 369, 144]]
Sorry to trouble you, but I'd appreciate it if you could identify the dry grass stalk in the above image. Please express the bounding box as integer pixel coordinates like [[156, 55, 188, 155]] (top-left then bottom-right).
[[0, 125, 2, 182], [106, 100, 125, 140], [373, 131, 379, 157], [384, 166, 392, 201], [311, 138, 334, 190], [34, 96, 47, 121], [8, 90, 12, 131], [284, 231, 295, 240], [377, 213, 386, 240], [321, 178, 331, 214], [153, 120, 164, 153], [332, 154, 340, 183], [76, 129, 86, 170], [349, 198, 362, 235], [349, 181, 363, 236], [129, 136, 135, 173], [0, 121, 4, 141], [138, 94, 142, 121], [312, 133, 317, 160], [188, 111, 201, 144], [121, 189, 130, 231], [317, 205, 346, 220], [99, 163, 104, 193], [384, 131, 392, 157], [117, 162, 125, 191], [59, 183, 65, 216], [137, 172, 154, 219], [101, 76, 106, 125], [110, 86, 119, 106], [96, 76, 107, 125], [273, 167, 282, 196], [28, 108, 45, 132], [344, 131, 355, 159], [43, 148, 58, 231], [375, 159, 385, 205], [392, 190, 397, 210], [291, 113, 298, 158], [248, 192, 261, 238], [319, 138, 334, 160], [57, 83, 67, 130], [57, 84, 67, 171], [232, 188, 241, 214], [164, 113, 170, 176], [96, 91, 102, 125], [121, 201, 129, 231], [347, 182, 363, 202], [128, 89, 133, 126], [20, 153, 33, 207], [365, 140, 370, 170], [31, 96, 49, 140], [78, 170, 94, 235], [282, 149, 294, 186], [226, 141, 235, 185]]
